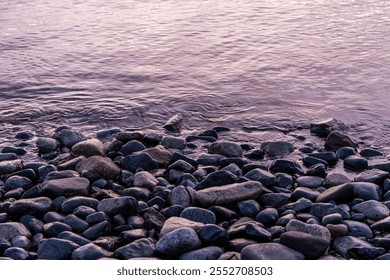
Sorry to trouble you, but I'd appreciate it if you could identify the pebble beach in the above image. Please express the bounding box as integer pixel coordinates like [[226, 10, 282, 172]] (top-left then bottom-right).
[[1, 117, 390, 260]]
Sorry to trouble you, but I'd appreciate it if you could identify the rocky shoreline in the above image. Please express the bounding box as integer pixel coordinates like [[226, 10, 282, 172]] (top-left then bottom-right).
[[1, 118, 390, 260]]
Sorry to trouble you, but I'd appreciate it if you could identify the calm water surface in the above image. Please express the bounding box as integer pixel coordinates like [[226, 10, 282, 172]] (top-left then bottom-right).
[[0, 0, 389, 146]]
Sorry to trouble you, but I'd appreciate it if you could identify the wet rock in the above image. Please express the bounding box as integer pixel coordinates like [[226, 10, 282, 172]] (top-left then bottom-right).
[[37, 238, 79, 259], [4, 176, 33, 191], [76, 156, 120, 180], [344, 156, 368, 171], [95, 128, 121, 139], [162, 136, 186, 150], [180, 246, 224, 260], [115, 132, 144, 143], [180, 207, 216, 224], [63, 214, 89, 233], [286, 219, 331, 242], [163, 113, 183, 132], [309, 152, 338, 166], [4, 247, 30, 260], [325, 131, 357, 151], [354, 169, 389, 185], [160, 217, 205, 237], [189, 181, 263, 207], [156, 227, 201, 256], [53, 129, 86, 148], [0, 222, 31, 241], [168, 160, 196, 174], [121, 152, 158, 173], [72, 139, 105, 157], [269, 159, 304, 175], [133, 171, 158, 190], [260, 141, 294, 157], [241, 243, 304, 260], [97, 197, 138, 216], [15, 131, 34, 140], [352, 200, 389, 220], [8, 197, 53, 216], [41, 177, 90, 197], [36, 137, 60, 154], [11, 236, 31, 250], [352, 182, 382, 201], [119, 140, 145, 156], [114, 238, 156, 259], [360, 148, 383, 157], [43, 222, 73, 237], [244, 168, 276, 187], [72, 243, 112, 260], [280, 231, 329, 259], [255, 208, 278, 226], [208, 141, 243, 158], [120, 229, 148, 243], [83, 221, 111, 240], [310, 118, 347, 137], [343, 220, 373, 239], [57, 156, 86, 171], [324, 173, 350, 187], [45, 170, 80, 181], [61, 196, 99, 214], [316, 183, 354, 203], [197, 224, 229, 246], [336, 147, 356, 160], [0, 160, 23, 176], [295, 176, 324, 188], [332, 236, 382, 259], [305, 163, 327, 177], [198, 170, 237, 189], [1, 146, 27, 156]]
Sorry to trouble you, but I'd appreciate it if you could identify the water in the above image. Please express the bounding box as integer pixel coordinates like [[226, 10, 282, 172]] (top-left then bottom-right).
[[1, 0, 389, 147]]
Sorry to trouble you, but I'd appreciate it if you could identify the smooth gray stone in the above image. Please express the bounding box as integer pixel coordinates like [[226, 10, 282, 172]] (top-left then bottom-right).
[[344, 220, 373, 239], [41, 177, 90, 197], [280, 231, 329, 259], [156, 227, 201, 256], [310, 203, 350, 219], [162, 136, 186, 150], [286, 219, 331, 242], [119, 140, 145, 156], [61, 196, 99, 214], [208, 141, 243, 157], [76, 156, 120, 180], [53, 129, 86, 148], [325, 131, 357, 151], [4, 247, 30, 260], [241, 243, 305, 260], [352, 200, 389, 220], [133, 171, 158, 190], [295, 176, 324, 188], [0, 222, 31, 241], [180, 207, 216, 224], [237, 199, 261, 218], [71, 243, 112, 260], [8, 197, 53, 216], [43, 222, 73, 237], [37, 238, 79, 259], [179, 246, 224, 260], [114, 238, 156, 259]]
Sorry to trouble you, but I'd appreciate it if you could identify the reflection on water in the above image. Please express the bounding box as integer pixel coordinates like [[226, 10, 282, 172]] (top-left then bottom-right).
[[0, 0, 389, 145]]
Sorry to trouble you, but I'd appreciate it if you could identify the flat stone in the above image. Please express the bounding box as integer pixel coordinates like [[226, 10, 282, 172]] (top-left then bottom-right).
[[155, 227, 201, 256], [114, 238, 156, 259], [76, 156, 120, 180], [57, 231, 90, 246], [41, 177, 90, 197], [208, 141, 243, 157], [325, 131, 357, 151], [324, 173, 350, 187], [197, 224, 229, 246], [4, 176, 33, 191], [291, 187, 320, 201], [351, 182, 381, 201], [244, 168, 277, 187], [189, 181, 263, 207], [3, 247, 29, 260], [316, 183, 354, 203], [63, 214, 89, 233], [120, 229, 148, 243], [159, 217, 205, 237], [45, 170, 80, 181], [71, 139, 105, 157], [8, 197, 53, 216], [53, 129, 86, 148], [115, 131, 144, 143], [321, 213, 343, 225], [344, 156, 368, 171], [352, 200, 389, 220], [354, 169, 389, 185], [237, 200, 261, 218], [0, 153, 18, 162], [241, 243, 305, 260], [280, 231, 330, 259], [295, 176, 324, 188], [260, 141, 294, 157], [269, 159, 304, 175], [286, 219, 331, 242], [0, 222, 31, 241], [332, 236, 379, 259], [180, 207, 216, 224], [310, 203, 350, 219], [71, 243, 112, 260], [162, 136, 187, 150], [371, 217, 390, 231], [179, 246, 224, 260], [133, 171, 158, 190], [121, 152, 158, 173], [37, 238, 79, 259], [97, 196, 138, 216]]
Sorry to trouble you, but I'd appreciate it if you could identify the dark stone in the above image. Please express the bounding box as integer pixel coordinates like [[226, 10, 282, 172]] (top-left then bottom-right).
[[280, 231, 329, 259], [371, 216, 390, 231], [8, 197, 53, 216], [325, 131, 357, 151], [179, 246, 223, 260], [260, 141, 294, 157], [83, 221, 111, 240], [208, 141, 243, 157], [75, 156, 120, 180], [45, 170, 80, 181], [241, 243, 305, 260], [255, 208, 278, 226], [309, 152, 338, 166], [11, 235, 31, 250], [284, 198, 313, 212], [228, 238, 257, 252], [0, 160, 23, 176], [4, 176, 33, 191], [286, 219, 331, 242], [63, 214, 89, 233], [316, 183, 354, 203], [72, 243, 112, 260], [196, 154, 225, 166], [180, 207, 216, 224], [343, 220, 373, 239], [292, 187, 320, 201], [269, 159, 304, 175], [237, 200, 261, 218], [43, 212, 65, 223], [115, 132, 144, 143], [162, 136, 186, 150], [310, 118, 347, 138], [95, 127, 121, 139], [61, 196, 99, 214], [41, 177, 90, 197], [354, 169, 389, 185], [310, 203, 350, 219], [332, 236, 381, 259], [133, 171, 158, 190], [258, 193, 290, 208], [186, 135, 217, 143], [97, 197, 138, 216], [0, 222, 31, 241], [163, 113, 183, 132], [121, 152, 158, 173], [119, 140, 145, 156], [143, 207, 165, 230], [15, 131, 34, 140], [321, 213, 343, 225], [303, 156, 329, 168], [1, 146, 27, 156], [336, 147, 356, 160], [37, 238, 79, 259], [43, 222, 73, 237], [197, 170, 237, 189], [121, 188, 150, 202], [352, 200, 389, 220], [344, 156, 368, 171], [53, 129, 86, 148], [57, 231, 90, 246], [360, 148, 383, 157], [197, 224, 229, 246], [305, 163, 327, 177], [209, 206, 238, 223], [120, 229, 148, 243], [4, 247, 30, 260], [114, 238, 156, 259], [244, 168, 276, 187], [245, 149, 265, 159], [156, 227, 201, 256], [295, 176, 324, 188]]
